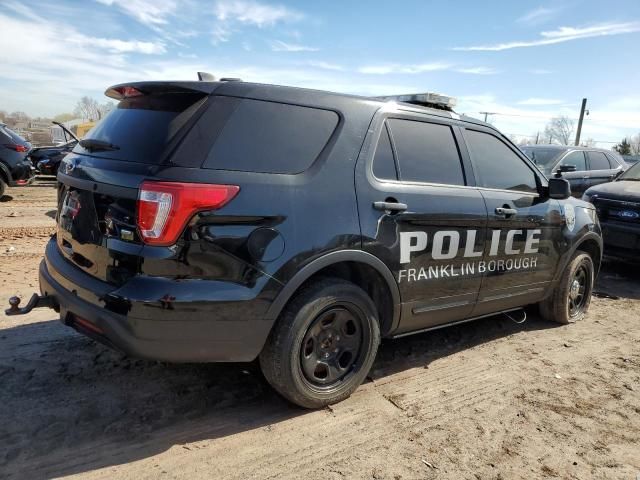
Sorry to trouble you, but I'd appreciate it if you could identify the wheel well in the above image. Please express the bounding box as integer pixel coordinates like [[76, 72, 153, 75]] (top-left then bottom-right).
[[298, 261, 395, 335], [577, 238, 601, 275]]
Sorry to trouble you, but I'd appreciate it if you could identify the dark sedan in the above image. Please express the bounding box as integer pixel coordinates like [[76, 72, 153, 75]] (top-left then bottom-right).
[[29, 121, 78, 175], [522, 145, 626, 198], [583, 162, 640, 261]]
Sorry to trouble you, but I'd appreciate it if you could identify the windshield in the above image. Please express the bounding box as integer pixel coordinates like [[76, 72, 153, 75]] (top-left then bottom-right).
[[521, 147, 564, 173], [620, 161, 640, 180]]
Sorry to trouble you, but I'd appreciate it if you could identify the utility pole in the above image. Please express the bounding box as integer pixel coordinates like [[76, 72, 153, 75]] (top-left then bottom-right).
[[535, 131, 540, 144], [479, 111, 495, 122], [574, 98, 587, 146]]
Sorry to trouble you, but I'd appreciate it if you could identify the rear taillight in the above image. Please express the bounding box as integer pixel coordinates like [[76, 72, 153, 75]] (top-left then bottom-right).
[[4, 144, 28, 152], [137, 181, 239, 246]]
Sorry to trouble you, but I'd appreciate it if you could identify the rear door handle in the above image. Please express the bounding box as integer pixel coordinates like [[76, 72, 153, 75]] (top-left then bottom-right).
[[495, 207, 517, 216], [373, 201, 408, 212]]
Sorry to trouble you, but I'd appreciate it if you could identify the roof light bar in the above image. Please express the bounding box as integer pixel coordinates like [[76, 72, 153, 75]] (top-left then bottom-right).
[[376, 92, 457, 111]]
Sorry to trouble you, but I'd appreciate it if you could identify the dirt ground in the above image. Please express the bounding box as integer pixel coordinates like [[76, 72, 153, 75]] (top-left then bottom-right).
[[0, 179, 638, 480]]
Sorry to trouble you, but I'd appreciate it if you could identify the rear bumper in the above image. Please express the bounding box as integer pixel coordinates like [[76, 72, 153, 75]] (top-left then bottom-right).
[[8, 159, 35, 185], [601, 221, 640, 261], [40, 239, 275, 362]]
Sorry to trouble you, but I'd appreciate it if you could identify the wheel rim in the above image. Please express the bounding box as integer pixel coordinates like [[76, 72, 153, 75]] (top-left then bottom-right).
[[299, 304, 364, 389], [569, 263, 589, 317]]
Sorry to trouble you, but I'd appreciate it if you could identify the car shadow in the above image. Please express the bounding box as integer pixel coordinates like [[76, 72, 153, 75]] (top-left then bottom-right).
[[595, 260, 640, 300], [44, 210, 57, 219], [0, 308, 560, 479], [0, 195, 14, 202]]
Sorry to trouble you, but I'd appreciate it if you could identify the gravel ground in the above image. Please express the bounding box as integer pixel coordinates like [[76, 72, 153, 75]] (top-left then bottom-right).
[[1, 179, 639, 480]]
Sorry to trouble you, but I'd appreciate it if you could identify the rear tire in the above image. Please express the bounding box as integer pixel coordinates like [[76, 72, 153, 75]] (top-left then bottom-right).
[[0, 178, 6, 199], [260, 278, 380, 409], [539, 251, 594, 324]]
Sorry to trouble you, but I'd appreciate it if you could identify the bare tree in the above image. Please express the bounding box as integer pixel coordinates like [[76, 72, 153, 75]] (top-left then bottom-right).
[[630, 133, 640, 156], [580, 138, 596, 147], [97, 101, 115, 119], [543, 116, 575, 145], [74, 96, 100, 121]]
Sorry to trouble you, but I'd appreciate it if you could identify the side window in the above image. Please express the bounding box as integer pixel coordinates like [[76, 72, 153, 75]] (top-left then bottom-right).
[[464, 130, 538, 193], [387, 119, 465, 185], [560, 151, 587, 171], [372, 124, 397, 180], [588, 151, 611, 170], [203, 98, 338, 174], [605, 153, 621, 167]]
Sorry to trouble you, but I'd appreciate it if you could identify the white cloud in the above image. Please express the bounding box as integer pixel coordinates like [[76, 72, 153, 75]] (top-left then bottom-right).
[[358, 62, 451, 75], [77, 36, 166, 54], [270, 40, 318, 52], [517, 6, 560, 25], [214, 0, 302, 27], [453, 22, 640, 51], [96, 0, 178, 26], [517, 98, 565, 106], [455, 66, 498, 75], [306, 61, 345, 71]]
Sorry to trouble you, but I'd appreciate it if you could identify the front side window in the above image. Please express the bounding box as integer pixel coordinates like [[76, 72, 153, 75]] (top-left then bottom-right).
[[387, 119, 465, 185], [559, 151, 587, 171], [465, 130, 538, 193], [588, 151, 611, 170]]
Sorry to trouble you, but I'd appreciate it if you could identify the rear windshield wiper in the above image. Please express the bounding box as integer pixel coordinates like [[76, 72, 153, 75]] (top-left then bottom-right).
[[79, 139, 120, 152]]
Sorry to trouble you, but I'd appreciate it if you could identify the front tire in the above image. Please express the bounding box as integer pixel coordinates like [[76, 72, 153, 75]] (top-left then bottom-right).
[[260, 278, 381, 409], [539, 251, 594, 324]]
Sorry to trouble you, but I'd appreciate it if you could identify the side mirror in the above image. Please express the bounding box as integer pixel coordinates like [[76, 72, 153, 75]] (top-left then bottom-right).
[[555, 164, 577, 178], [548, 178, 571, 199]]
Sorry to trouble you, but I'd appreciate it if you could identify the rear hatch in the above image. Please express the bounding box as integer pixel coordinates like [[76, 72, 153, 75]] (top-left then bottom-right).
[[56, 85, 211, 284]]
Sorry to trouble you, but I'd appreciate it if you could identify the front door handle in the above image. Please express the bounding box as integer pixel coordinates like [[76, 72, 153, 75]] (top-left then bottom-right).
[[495, 207, 518, 216], [373, 201, 408, 212]]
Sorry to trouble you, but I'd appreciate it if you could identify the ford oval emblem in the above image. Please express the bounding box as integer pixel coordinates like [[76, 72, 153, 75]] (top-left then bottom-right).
[[620, 210, 639, 219]]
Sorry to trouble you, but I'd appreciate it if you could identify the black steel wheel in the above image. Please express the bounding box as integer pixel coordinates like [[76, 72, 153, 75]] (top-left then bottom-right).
[[299, 304, 366, 389], [539, 251, 594, 324], [260, 278, 380, 408]]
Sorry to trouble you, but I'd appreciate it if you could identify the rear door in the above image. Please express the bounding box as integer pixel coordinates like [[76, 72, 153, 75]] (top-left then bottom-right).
[[586, 151, 619, 189], [461, 128, 564, 315], [56, 89, 209, 284], [355, 112, 487, 335]]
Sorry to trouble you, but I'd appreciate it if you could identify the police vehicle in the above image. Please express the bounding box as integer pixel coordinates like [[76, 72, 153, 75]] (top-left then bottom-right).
[[5, 77, 602, 408]]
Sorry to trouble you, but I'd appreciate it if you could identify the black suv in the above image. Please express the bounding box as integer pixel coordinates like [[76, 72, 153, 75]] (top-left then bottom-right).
[[522, 145, 626, 198], [7, 80, 603, 408], [0, 123, 35, 197]]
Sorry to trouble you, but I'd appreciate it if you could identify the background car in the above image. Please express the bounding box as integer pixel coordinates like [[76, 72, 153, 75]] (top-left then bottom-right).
[[522, 145, 626, 197], [583, 162, 640, 261], [0, 123, 34, 197], [29, 121, 79, 176]]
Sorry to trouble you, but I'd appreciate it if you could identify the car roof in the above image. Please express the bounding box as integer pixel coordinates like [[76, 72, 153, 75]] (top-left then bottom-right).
[[523, 144, 613, 153], [105, 80, 498, 131]]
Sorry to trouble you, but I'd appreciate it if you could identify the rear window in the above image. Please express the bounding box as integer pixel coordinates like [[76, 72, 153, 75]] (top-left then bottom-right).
[[1, 126, 27, 144], [203, 98, 338, 174], [588, 151, 611, 170], [73, 92, 205, 163]]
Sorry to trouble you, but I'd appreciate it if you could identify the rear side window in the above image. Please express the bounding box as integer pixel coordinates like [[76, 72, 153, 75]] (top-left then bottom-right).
[[465, 130, 537, 193], [588, 151, 611, 170], [203, 99, 338, 174], [74, 92, 206, 163], [560, 151, 586, 171], [387, 119, 465, 185], [372, 124, 397, 180]]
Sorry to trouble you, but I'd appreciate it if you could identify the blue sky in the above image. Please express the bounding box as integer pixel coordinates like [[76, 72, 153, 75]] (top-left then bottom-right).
[[1, 0, 640, 145]]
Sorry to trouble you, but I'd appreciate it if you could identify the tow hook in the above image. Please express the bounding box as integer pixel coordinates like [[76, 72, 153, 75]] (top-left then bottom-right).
[[5, 294, 57, 316]]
